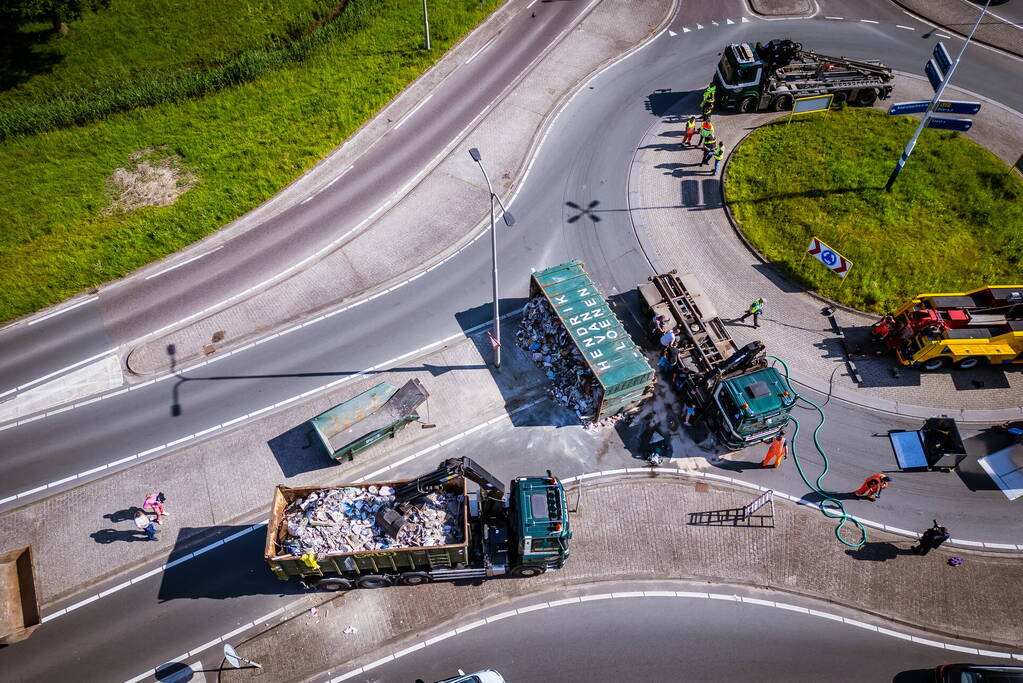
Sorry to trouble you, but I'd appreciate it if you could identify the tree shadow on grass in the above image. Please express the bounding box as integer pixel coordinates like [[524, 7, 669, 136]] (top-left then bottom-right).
[[0, 26, 64, 91]]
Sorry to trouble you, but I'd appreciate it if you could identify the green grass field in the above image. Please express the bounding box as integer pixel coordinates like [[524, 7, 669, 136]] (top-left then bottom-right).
[[0, 0, 501, 322], [725, 108, 1023, 313]]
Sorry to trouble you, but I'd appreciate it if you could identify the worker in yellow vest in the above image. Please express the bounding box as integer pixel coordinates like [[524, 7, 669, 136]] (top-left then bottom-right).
[[760, 431, 788, 468], [682, 115, 698, 146], [698, 119, 715, 147], [712, 141, 725, 175]]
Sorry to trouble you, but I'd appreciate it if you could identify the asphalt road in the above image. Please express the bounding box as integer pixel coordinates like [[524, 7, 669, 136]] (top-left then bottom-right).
[[1, 1, 1021, 680], [354, 583, 1012, 682], [2, 0, 1021, 513], [0, 0, 593, 398]]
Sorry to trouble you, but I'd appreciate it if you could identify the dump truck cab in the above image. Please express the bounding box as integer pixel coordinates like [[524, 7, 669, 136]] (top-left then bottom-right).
[[713, 42, 766, 109], [713, 368, 794, 447], [509, 476, 571, 572]]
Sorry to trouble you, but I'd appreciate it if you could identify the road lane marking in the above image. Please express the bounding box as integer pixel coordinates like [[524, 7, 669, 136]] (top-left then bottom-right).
[[466, 35, 498, 64], [26, 295, 99, 326], [896, 25, 914, 30], [825, 16, 843, 20], [860, 19, 878, 24], [144, 247, 224, 280], [1, 349, 116, 398], [394, 93, 434, 131], [319, 590, 1021, 682]]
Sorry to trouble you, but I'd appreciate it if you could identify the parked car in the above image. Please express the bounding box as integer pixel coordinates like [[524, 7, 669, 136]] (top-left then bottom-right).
[[935, 663, 1023, 682]]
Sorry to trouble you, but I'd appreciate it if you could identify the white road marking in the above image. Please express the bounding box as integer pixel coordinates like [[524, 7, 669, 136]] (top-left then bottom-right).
[[741, 17, 750, 23], [466, 35, 498, 64], [668, 29, 676, 37], [860, 19, 878, 24], [144, 247, 224, 280], [682, 26, 690, 33], [696, 23, 703, 29], [26, 295, 99, 326], [896, 25, 915, 30], [1, 349, 116, 399], [321, 590, 1021, 682], [938, 33, 952, 39], [726, 18, 734, 25], [394, 93, 434, 131], [825, 16, 844, 20], [526, 0, 538, 7]]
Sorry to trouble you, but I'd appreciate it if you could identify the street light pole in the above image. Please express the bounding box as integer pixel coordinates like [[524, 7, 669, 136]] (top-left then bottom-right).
[[422, 0, 431, 50], [885, 0, 990, 192], [468, 148, 515, 369]]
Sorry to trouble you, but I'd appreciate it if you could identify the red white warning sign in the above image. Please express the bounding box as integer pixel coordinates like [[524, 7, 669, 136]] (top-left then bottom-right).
[[486, 331, 501, 350], [807, 237, 852, 278]]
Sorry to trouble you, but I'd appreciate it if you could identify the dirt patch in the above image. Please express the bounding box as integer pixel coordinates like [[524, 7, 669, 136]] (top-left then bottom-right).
[[103, 147, 198, 216]]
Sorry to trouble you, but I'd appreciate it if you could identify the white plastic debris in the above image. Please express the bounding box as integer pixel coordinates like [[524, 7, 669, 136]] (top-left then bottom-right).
[[343, 625, 358, 634], [278, 487, 464, 556]]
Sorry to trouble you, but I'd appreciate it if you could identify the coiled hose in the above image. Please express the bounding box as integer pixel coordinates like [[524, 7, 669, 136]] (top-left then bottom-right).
[[770, 355, 867, 548]]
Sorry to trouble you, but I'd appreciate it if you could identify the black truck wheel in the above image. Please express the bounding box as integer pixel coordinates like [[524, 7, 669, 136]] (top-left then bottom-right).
[[955, 356, 984, 370], [356, 574, 392, 589], [855, 89, 877, 106], [921, 357, 948, 371], [314, 577, 352, 591], [770, 94, 793, 111], [738, 96, 757, 113], [399, 572, 433, 586], [510, 565, 546, 578], [831, 91, 847, 106]]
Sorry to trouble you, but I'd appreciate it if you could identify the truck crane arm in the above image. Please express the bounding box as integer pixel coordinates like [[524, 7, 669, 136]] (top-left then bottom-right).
[[379, 457, 507, 537]]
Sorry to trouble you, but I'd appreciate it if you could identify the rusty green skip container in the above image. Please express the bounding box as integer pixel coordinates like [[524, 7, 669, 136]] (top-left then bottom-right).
[[530, 261, 654, 419]]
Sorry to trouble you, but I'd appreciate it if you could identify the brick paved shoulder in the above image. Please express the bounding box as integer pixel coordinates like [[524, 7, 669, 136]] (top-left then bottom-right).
[[232, 476, 1023, 682]]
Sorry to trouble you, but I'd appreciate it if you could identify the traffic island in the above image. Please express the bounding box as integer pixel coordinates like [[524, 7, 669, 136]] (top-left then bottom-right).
[[630, 73, 1023, 415], [723, 107, 1023, 314]]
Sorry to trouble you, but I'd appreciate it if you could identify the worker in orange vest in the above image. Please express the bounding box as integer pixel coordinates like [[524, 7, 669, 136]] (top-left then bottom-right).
[[760, 430, 787, 468], [853, 473, 891, 501]]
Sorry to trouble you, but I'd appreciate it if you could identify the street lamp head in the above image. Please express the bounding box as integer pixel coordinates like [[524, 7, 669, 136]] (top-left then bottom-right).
[[502, 211, 516, 227], [468, 147, 482, 162]]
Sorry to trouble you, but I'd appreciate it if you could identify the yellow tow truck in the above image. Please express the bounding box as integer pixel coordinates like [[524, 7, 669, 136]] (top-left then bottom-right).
[[871, 286, 1023, 371]]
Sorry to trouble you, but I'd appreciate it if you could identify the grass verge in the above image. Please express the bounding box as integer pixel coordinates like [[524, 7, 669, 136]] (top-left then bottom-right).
[[724, 108, 1023, 313], [0, 0, 502, 322]]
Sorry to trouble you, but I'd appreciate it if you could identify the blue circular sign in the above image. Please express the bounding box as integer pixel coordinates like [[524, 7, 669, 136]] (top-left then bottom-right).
[[821, 249, 837, 266]]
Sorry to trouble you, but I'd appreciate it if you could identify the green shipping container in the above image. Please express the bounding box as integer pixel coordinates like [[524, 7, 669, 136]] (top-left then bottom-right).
[[530, 261, 654, 419]]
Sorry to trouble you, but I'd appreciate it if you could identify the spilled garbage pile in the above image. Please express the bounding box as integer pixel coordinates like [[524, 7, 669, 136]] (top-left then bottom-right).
[[517, 296, 599, 421], [277, 486, 463, 556]]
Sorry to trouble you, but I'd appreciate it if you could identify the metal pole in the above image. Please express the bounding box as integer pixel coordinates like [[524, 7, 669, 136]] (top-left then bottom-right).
[[422, 0, 431, 50], [490, 191, 501, 368], [885, 0, 990, 192]]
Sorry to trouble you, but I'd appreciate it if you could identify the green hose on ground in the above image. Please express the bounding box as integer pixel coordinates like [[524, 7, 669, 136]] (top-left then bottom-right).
[[770, 355, 867, 548]]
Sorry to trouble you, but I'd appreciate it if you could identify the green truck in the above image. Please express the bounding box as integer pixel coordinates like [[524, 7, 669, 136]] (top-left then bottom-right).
[[523, 261, 654, 421], [265, 457, 570, 590], [713, 39, 894, 112], [308, 379, 429, 462], [640, 272, 794, 450]]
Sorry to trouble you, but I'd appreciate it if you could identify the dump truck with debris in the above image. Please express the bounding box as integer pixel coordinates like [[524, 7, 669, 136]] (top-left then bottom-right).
[[0, 546, 42, 645], [265, 457, 571, 590], [640, 272, 794, 450], [712, 39, 894, 112], [518, 261, 654, 424]]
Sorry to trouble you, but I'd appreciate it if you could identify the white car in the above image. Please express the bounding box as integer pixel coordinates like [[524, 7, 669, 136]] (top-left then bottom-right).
[[434, 669, 506, 683]]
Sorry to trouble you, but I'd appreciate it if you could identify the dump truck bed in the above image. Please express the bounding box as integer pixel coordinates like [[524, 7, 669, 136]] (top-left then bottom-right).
[[0, 546, 41, 645], [265, 479, 470, 580]]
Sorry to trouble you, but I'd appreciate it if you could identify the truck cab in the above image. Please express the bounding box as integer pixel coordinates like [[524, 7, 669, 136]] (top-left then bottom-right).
[[713, 42, 765, 112], [509, 476, 571, 574], [712, 368, 794, 449]]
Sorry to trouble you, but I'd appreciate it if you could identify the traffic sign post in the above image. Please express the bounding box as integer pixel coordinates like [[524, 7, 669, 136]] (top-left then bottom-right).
[[888, 101, 930, 116], [885, 1, 993, 192], [926, 116, 973, 132], [807, 237, 853, 278]]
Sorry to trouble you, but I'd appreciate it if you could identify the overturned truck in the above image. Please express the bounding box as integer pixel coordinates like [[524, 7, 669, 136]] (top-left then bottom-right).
[[519, 260, 654, 423]]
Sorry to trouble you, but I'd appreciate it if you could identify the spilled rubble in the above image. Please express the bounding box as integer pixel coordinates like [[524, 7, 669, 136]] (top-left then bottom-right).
[[277, 486, 463, 556], [516, 296, 601, 422]]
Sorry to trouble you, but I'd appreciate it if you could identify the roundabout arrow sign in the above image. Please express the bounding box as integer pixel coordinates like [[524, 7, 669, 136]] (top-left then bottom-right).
[[807, 237, 852, 278]]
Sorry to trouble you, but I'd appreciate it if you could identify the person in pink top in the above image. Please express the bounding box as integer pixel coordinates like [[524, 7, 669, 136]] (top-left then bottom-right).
[[143, 492, 168, 524]]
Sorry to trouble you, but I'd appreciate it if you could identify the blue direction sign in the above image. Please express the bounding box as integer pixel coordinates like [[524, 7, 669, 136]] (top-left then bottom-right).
[[935, 100, 982, 115], [924, 59, 944, 91], [927, 115, 973, 132], [933, 42, 953, 74], [888, 100, 930, 116]]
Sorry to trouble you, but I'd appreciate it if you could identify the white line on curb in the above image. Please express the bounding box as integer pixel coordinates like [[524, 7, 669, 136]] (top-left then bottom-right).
[[26, 295, 99, 326], [145, 247, 224, 280]]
